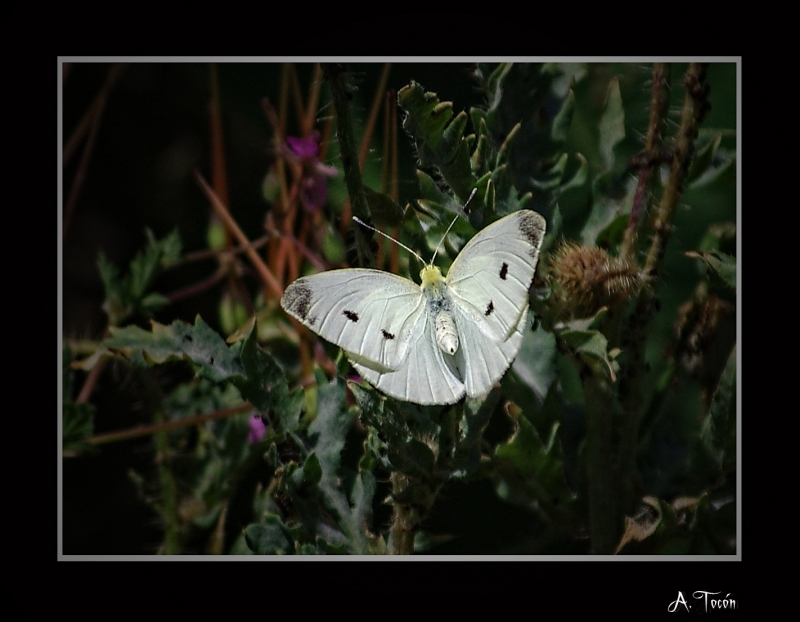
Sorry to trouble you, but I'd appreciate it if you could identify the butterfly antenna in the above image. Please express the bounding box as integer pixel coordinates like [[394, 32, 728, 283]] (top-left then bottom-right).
[[431, 188, 478, 265], [352, 216, 426, 264]]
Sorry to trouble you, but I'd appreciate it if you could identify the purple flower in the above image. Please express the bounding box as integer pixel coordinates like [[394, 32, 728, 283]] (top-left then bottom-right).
[[284, 131, 338, 212], [248, 414, 267, 444]]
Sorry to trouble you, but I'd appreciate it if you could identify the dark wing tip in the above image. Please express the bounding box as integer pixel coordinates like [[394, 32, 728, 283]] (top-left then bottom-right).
[[518, 211, 546, 256], [281, 279, 314, 322]]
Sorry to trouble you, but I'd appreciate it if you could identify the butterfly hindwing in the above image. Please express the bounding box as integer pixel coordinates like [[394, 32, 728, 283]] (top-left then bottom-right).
[[351, 314, 465, 405], [452, 301, 528, 398], [446, 210, 546, 343], [281, 269, 426, 373]]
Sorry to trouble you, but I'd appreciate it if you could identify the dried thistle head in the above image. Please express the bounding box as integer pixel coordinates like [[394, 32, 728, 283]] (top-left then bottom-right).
[[549, 241, 645, 318]]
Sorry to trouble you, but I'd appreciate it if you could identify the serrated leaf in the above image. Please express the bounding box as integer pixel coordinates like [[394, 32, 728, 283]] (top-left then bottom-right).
[[595, 214, 631, 250], [389, 438, 436, 480], [551, 89, 576, 145], [560, 326, 618, 382], [140, 292, 170, 312], [244, 515, 293, 555], [556, 153, 588, 195], [398, 82, 474, 200], [308, 376, 350, 479], [302, 452, 323, 486], [582, 172, 636, 247], [510, 311, 559, 401], [707, 346, 736, 447], [530, 152, 569, 190], [392, 481, 436, 506], [98, 316, 242, 381], [360, 424, 391, 472], [236, 320, 301, 422], [698, 345, 736, 476], [300, 376, 371, 554], [349, 470, 376, 528], [685, 250, 737, 290], [97, 229, 182, 326], [599, 78, 625, 170], [75, 316, 302, 437], [686, 131, 722, 185], [62, 401, 96, 454], [363, 187, 405, 227], [493, 405, 566, 509], [615, 496, 662, 553]]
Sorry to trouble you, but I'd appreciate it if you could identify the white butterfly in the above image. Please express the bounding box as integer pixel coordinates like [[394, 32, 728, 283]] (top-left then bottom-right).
[[280, 207, 546, 405]]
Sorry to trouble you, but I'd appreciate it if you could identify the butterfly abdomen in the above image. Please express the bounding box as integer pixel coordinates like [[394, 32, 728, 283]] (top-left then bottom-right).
[[420, 265, 459, 356], [434, 310, 458, 355]]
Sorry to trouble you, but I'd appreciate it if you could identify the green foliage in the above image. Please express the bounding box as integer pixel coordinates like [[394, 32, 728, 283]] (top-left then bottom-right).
[[686, 250, 736, 290], [62, 347, 96, 455], [98, 229, 182, 326], [63, 62, 737, 556]]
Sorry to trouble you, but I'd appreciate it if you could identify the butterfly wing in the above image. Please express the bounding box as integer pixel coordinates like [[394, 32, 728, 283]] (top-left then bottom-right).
[[451, 302, 528, 399], [446, 210, 546, 343], [350, 317, 466, 406], [282, 268, 466, 405], [281, 269, 426, 373]]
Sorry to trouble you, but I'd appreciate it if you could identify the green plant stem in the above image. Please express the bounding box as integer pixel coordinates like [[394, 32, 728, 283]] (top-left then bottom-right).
[[617, 63, 709, 516], [584, 368, 618, 554], [390, 473, 417, 555], [390, 472, 441, 555], [138, 369, 181, 554], [621, 63, 671, 263], [321, 63, 374, 268]]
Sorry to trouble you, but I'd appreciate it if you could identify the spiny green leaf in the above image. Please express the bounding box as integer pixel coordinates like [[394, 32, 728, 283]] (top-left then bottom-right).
[[349, 470, 377, 528], [687, 131, 722, 185], [551, 89, 576, 145], [62, 401, 96, 454], [509, 312, 559, 402], [363, 187, 406, 227], [244, 515, 293, 555], [560, 323, 619, 382], [493, 405, 568, 509], [702, 345, 736, 467], [97, 229, 182, 326], [237, 320, 302, 423], [76, 316, 303, 437], [302, 452, 323, 487], [360, 425, 391, 472], [598, 78, 626, 171], [556, 153, 589, 195], [388, 438, 436, 480], [686, 250, 737, 290], [99, 316, 241, 381], [583, 172, 636, 247], [307, 375, 350, 480], [398, 82, 474, 200]]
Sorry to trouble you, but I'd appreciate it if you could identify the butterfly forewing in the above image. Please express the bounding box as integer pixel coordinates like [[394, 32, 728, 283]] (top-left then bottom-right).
[[446, 210, 546, 343], [281, 269, 426, 372]]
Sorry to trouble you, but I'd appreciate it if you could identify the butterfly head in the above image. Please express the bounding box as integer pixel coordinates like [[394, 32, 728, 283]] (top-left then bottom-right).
[[420, 264, 445, 289]]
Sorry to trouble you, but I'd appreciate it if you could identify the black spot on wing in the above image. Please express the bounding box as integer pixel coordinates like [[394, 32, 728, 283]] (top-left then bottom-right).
[[381, 329, 395, 340], [343, 310, 359, 322], [499, 262, 509, 280], [485, 301, 494, 317]]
